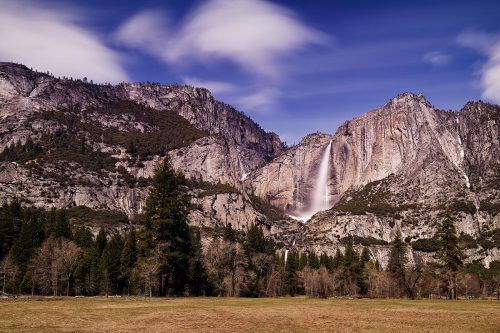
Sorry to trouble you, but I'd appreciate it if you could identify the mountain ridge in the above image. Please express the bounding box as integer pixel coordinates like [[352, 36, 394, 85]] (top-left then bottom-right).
[[0, 62, 499, 267]]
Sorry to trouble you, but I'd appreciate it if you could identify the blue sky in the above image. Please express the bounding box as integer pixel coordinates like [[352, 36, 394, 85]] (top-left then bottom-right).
[[1, 0, 500, 144]]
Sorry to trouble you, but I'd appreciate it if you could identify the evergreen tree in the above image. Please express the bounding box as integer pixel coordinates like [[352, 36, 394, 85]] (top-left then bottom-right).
[[121, 230, 137, 295], [74, 226, 93, 249], [96, 227, 107, 255], [436, 217, 464, 300], [319, 252, 332, 272], [298, 252, 308, 271], [284, 250, 298, 296], [222, 223, 237, 242], [9, 209, 45, 290], [54, 211, 71, 240], [332, 249, 344, 270], [74, 246, 101, 295], [307, 252, 320, 269], [360, 248, 370, 266], [244, 224, 266, 254], [189, 228, 208, 296], [0, 200, 23, 260], [387, 232, 409, 297], [243, 224, 272, 297], [340, 236, 362, 295], [144, 159, 192, 296], [101, 234, 123, 295], [45, 208, 57, 238]]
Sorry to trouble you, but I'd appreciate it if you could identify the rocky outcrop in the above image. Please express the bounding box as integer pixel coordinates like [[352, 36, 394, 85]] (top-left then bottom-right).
[[247, 133, 332, 213], [0, 163, 147, 215], [0, 62, 284, 178], [123, 83, 285, 172], [0, 62, 284, 216], [250, 93, 475, 211], [188, 192, 267, 231], [247, 93, 499, 266], [1, 63, 498, 266]]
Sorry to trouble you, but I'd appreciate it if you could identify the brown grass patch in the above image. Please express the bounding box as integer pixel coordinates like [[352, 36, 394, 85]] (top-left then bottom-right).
[[0, 297, 499, 333]]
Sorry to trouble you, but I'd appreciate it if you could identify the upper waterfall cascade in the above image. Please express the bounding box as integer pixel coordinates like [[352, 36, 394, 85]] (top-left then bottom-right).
[[296, 139, 332, 221]]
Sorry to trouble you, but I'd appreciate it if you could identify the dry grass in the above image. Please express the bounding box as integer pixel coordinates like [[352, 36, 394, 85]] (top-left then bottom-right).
[[0, 297, 499, 333]]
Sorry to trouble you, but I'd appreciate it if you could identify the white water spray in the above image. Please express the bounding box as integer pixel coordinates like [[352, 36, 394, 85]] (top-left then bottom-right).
[[298, 140, 332, 221]]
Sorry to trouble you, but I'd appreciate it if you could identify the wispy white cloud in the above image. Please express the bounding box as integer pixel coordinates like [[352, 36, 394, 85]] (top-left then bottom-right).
[[182, 76, 278, 113], [0, 0, 128, 83], [182, 77, 236, 94], [115, 0, 328, 79], [235, 89, 280, 113], [457, 30, 500, 104], [422, 51, 451, 67], [114, 9, 168, 55]]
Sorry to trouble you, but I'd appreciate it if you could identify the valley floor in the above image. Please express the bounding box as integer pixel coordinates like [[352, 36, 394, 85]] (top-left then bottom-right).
[[0, 297, 499, 333]]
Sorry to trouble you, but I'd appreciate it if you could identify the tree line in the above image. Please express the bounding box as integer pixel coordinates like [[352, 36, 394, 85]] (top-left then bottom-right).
[[0, 161, 499, 298]]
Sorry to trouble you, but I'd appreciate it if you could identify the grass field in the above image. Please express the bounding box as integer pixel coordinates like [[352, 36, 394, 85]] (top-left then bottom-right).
[[0, 297, 499, 333]]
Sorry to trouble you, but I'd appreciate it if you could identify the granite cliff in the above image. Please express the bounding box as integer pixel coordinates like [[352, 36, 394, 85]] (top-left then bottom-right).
[[1, 63, 498, 266]]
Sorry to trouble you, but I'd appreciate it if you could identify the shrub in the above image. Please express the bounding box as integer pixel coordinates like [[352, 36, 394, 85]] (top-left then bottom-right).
[[411, 236, 440, 252], [479, 200, 500, 215], [66, 206, 128, 226]]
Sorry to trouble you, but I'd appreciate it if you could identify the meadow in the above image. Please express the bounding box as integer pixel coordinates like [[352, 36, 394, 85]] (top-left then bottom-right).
[[0, 297, 499, 333]]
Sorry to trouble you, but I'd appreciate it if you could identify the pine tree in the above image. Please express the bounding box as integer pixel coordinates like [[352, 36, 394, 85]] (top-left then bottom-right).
[[74, 246, 100, 295], [244, 224, 265, 254], [307, 252, 320, 269], [341, 236, 361, 295], [101, 234, 123, 296], [127, 140, 138, 158], [332, 249, 344, 270], [360, 248, 370, 266], [222, 223, 237, 242], [144, 159, 192, 296], [284, 250, 298, 296], [436, 217, 464, 300], [121, 231, 137, 295], [387, 232, 409, 297], [0, 200, 23, 260], [319, 252, 332, 272], [74, 226, 93, 249], [242, 224, 272, 297], [54, 211, 71, 240], [189, 228, 208, 296], [45, 208, 57, 238], [96, 227, 107, 255], [298, 252, 308, 271]]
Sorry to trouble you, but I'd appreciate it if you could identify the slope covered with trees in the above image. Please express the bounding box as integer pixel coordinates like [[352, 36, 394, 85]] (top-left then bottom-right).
[[1, 162, 498, 299]]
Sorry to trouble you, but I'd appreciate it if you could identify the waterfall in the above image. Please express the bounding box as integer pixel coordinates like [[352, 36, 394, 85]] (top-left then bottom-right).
[[310, 139, 333, 213], [299, 139, 332, 221]]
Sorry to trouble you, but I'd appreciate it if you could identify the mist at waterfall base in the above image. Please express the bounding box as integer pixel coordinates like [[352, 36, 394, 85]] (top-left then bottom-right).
[[290, 140, 333, 222]]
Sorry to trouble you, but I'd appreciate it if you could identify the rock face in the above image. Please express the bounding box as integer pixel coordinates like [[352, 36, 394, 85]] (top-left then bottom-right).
[[188, 192, 267, 231], [0, 62, 284, 216], [247, 133, 332, 213], [0, 63, 498, 266], [249, 93, 499, 266], [250, 93, 479, 210]]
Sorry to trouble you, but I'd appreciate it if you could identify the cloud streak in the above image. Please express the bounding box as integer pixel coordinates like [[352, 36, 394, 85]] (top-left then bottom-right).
[[235, 88, 280, 113], [182, 77, 236, 94], [457, 30, 500, 104], [422, 51, 451, 67], [115, 0, 328, 79], [0, 0, 128, 83]]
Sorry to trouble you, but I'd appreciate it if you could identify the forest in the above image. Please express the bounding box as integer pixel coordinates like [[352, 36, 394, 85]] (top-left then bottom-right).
[[0, 161, 499, 299]]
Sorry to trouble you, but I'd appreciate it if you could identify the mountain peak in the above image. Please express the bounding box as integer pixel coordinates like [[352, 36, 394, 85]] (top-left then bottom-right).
[[0, 62, 43, 78], [385, 92, 431, 108]]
